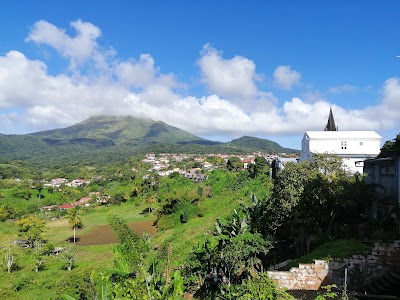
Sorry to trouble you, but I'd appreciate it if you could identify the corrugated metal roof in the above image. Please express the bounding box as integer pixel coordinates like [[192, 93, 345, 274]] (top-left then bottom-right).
[[305, 131, 382, 139]]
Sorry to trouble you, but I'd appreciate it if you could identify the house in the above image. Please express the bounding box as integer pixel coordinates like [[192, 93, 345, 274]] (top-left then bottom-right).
[[59, 204, 74, 210], [157, 170, 174, 176], [40, 205, 57, 212], [202, 161, 214, 169], [45, 178, 67, 187], [184, 173, 206, 182], [73, 197, 92, 207], [299, 108, 382, 173], [66, 179, 91, 187], [363, 152, 400, 218], [242, 158, 254, 169]]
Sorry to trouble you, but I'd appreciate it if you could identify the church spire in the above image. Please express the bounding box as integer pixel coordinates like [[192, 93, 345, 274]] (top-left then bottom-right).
[[324, 107, 338, 131]]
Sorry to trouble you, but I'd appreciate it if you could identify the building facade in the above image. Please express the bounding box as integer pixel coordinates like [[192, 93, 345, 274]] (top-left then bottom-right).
[[299, 109, 382, 173]]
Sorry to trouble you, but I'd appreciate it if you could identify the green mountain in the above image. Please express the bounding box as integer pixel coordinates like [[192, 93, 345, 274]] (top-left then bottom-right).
[[29, 115, 209, 147], [0, 116, 299, 166], [227, 136, 299, 154]]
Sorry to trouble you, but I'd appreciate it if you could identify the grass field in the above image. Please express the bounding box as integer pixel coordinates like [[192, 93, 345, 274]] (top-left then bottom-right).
[[0, 201, 158, 299], [0, 187, 242, 299]]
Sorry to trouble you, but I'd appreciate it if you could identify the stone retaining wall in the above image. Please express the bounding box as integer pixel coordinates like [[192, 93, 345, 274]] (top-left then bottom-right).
[[268, 260, 328, 290], [268, 240, 400, 291]]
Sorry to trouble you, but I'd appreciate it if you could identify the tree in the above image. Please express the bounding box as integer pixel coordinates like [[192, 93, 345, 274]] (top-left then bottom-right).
[[33, 180, 44, 210], [3, 244, 16, 273], [248, 156, 270, 178], [144, 193, 157, 213], [61, 243, 77, 271], [107, 214, 148, 273], [184, 206, 273, 297], [381, 133, 400, 153], [0, 206, 9, 221], [227, 157, 243, 172], [66, 207, 82, 244], [16, 215, 46, 246], [13, 182, 32, 200], [268, 153, 365, 255], [61, 187, 81, 204], [33, 240, 45, 272]]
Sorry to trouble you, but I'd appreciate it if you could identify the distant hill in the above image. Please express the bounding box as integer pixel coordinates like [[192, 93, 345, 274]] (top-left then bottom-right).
[[29, 115, 210, 147], [227, 136, 299, 154], [0, 116, 299, 166]]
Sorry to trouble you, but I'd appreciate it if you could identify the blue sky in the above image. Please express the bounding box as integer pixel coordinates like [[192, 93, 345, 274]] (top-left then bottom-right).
[[1, 1, 400, 149]]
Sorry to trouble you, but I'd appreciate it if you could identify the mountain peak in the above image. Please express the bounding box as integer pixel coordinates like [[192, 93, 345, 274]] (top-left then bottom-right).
[[29, 115, 205, 146]]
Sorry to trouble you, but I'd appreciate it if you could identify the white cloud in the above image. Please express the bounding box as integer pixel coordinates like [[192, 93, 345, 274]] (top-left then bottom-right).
[[115, 54, 179, 89], [198, 44, 259, 101], [328, 84, 358, 94], [115, 54, 156, 88], [273, 65, 301, 90], [26, 20, 113, 72], [363, 77, 400, 127], [0, 20, 399, 143]]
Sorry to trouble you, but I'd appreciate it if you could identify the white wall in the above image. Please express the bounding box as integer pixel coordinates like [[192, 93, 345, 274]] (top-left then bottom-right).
[[309, 138, 381, 156], [299, 132, 381, 173]]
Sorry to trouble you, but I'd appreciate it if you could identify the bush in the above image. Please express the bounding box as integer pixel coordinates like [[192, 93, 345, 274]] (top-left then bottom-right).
[[239, 272, 294, 300], [157, 214, 181, 231], [55, 268, 96, 300]]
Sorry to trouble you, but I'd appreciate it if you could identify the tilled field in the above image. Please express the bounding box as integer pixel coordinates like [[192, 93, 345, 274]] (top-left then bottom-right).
[[76, 220, 157, 246]]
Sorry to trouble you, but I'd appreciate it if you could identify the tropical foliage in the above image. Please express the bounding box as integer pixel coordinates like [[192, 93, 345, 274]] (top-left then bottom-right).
[[1, 143, 396, 299]]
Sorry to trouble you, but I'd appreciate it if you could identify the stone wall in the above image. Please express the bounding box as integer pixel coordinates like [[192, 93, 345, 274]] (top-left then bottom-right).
[[268, 260, 329, 290], [268, 240, 400, 291]]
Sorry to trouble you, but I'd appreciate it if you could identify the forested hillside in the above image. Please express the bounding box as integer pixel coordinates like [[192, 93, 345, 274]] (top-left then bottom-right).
[[0, 149, 387, 299], [0, 116, 299, 166], [227, 135, 299, 154]]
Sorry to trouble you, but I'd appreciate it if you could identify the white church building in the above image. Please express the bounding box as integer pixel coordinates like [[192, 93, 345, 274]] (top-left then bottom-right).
[[298, 108, 382, 173]]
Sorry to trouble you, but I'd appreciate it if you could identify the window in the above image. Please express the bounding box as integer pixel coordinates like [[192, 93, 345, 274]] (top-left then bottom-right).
[[341, 141, 347, 149], [360, 141, 363, 146]]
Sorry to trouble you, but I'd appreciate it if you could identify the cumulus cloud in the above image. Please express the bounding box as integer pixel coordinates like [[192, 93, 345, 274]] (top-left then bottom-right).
[[198, 44, 259, 101], [273, 65, 301, 90], [364, 77, 400, 127], [26, 20, 113, 72], [0, 19, 399, 142], [115, 54, 179, 89]]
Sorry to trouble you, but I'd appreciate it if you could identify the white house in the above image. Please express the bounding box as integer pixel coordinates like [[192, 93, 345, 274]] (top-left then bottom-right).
[[299, 108, 382, 173], [299, 130, 382, 173]]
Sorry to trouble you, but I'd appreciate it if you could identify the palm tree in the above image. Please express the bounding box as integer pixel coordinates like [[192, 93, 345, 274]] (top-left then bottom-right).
[[66, 207, 82, 244]]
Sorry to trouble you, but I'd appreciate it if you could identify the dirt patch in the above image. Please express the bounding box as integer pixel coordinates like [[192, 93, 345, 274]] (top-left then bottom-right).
[[76, 220, 157, 246]]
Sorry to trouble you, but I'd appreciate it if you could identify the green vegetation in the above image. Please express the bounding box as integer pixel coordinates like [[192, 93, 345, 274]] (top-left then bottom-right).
[[283, 239, 368, 270], [380, 133, 400, 154], [227, 135, 300, 155], [0, 153, 378, 299], [1, 132, 398, 299]]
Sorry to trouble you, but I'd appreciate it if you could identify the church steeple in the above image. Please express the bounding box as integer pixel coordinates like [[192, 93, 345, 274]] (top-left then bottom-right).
[[324, 107, 338, 131]]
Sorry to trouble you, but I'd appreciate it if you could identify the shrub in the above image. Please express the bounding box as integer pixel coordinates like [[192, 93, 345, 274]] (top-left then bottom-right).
[[239, 272, 294, 300], [55, 268, 96, 300]]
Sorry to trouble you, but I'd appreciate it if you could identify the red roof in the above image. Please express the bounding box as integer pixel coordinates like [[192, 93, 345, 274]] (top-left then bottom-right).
[[59, 204, 74, 209]]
